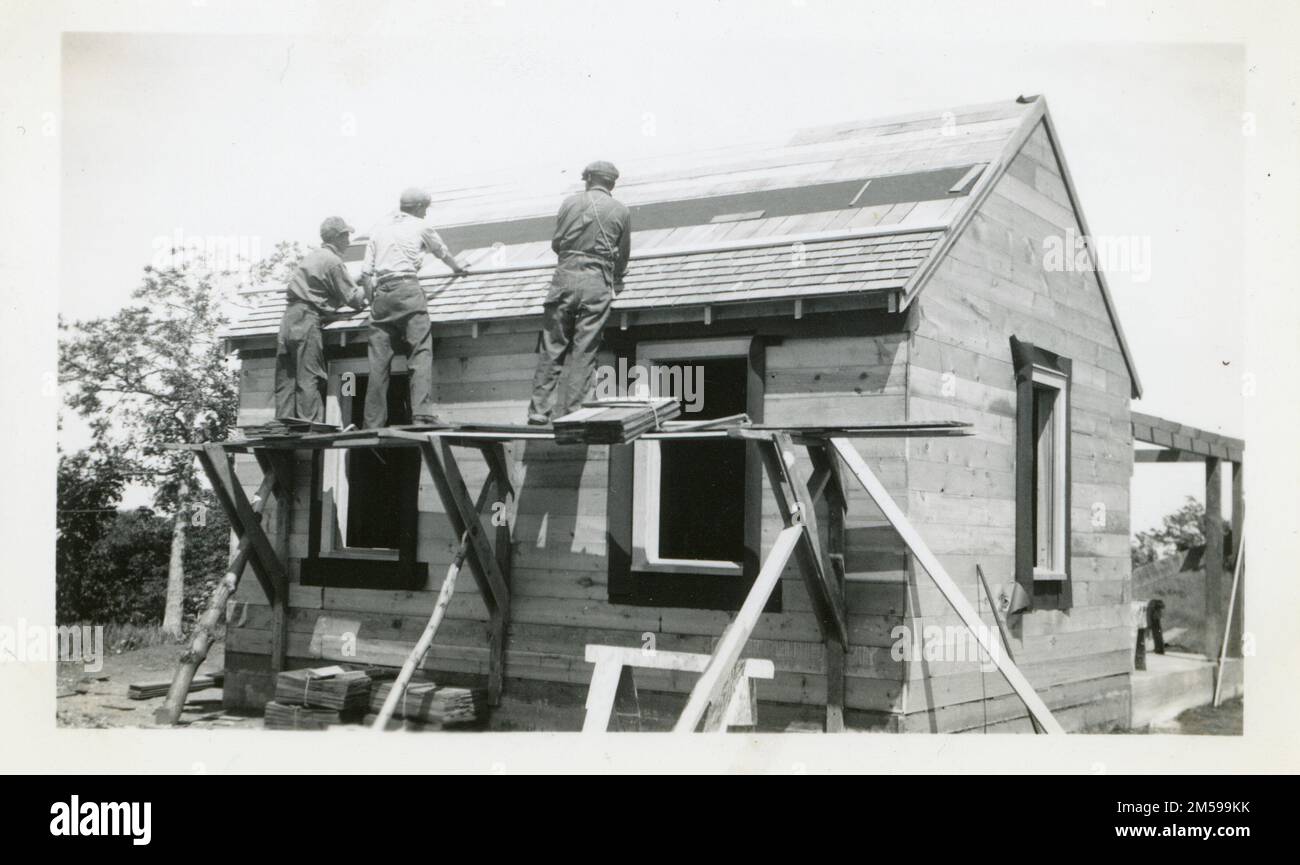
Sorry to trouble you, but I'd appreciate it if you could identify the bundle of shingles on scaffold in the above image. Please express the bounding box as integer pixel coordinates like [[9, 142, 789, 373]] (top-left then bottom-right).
[[263, 666, 372, 729], [365, 681, 481, 730], [553, 398, 681, 445]]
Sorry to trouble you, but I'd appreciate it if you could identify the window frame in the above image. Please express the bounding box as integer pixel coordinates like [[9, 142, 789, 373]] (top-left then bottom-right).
[[631, 337, 753, 577], [607, 333, 771, 611], [316, 356, 412, 561], [1011, 336, 1073, 610], [1030, 366, 1069, 580]]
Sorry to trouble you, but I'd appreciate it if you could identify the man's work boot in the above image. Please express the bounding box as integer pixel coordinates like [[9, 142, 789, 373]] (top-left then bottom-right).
[[412, 414, 441, 427], [526, 414, 550, 426]]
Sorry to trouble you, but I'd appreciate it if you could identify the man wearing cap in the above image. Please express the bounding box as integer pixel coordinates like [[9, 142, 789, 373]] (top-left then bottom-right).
[[525, 160, 632, 424], [273, 216, 367, 423], [360, 187, 469, 428]]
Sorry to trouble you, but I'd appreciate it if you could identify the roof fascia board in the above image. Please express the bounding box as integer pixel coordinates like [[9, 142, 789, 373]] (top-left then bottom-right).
[[1037, 103, 1143, 399], [224, 288, 899, 345]]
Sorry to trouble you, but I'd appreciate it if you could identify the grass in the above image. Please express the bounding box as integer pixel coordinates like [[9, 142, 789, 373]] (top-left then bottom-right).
[[1171, 697, 1242, 735]]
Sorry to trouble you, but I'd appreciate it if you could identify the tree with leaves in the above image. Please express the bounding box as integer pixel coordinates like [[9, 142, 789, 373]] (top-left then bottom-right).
[[56, 449, 126, 622], [60, 241, 308, 637], [1131, 496, 1233, 567], [59, 256, 240, 637]]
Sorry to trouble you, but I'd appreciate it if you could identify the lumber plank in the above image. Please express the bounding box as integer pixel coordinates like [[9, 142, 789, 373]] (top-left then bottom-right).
[[674, 525, 800, 732]]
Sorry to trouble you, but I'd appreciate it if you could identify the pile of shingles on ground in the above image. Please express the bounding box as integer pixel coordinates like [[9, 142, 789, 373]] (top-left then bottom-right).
[[264, 666, 371, 729], [240, 417, 339, 439], [553, 398, 681, 445], [365, 681, 481, 730]]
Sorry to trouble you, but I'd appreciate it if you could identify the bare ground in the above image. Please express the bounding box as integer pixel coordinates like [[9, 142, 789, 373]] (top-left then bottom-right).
[[56, 642, 261, 729], [59, 644, 1243, 735]]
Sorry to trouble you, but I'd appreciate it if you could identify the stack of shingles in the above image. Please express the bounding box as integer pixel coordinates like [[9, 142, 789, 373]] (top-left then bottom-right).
[[240, 417, 339, 439], [365, 681, 481, 730], [264, 666, 371, 729], [553, 398, 681, 445], [263, 702, 344, 731]]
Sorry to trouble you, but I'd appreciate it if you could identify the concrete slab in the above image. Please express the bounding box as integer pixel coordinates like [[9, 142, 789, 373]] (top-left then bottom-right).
[[1131, 651, 1243, 728]]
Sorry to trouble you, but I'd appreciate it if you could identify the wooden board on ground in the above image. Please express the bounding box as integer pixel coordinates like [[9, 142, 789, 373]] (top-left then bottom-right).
[[129, 672, 224, 700]]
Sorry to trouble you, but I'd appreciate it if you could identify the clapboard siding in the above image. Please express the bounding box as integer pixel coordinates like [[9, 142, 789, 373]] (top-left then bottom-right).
[[764, 334, 910, 712], [225, 327, 915, 719], [903, 120, 1133, 731]]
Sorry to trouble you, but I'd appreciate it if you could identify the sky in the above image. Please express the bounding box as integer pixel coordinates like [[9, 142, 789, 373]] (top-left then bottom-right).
[[56, 5, 1246, 532]]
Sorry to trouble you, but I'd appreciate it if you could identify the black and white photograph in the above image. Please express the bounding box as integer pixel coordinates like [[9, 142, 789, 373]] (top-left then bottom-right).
[[2, 0, 1298, 791]]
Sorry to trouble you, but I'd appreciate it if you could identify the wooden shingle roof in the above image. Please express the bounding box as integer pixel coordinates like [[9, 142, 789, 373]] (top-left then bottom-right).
[[226, 229, 945, 336], [227, 99, 1033, 341], [226, 94, 1142, 399]]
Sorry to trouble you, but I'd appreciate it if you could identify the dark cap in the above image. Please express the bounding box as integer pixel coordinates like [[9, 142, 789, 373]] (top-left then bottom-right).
[[582, 160, 620, 182], [319, 216, 355, 242], [399, 186, 432, 209]]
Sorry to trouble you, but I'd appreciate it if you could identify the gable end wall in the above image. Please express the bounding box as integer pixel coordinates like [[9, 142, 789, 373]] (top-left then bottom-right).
[[903, 121, 1135, 732]]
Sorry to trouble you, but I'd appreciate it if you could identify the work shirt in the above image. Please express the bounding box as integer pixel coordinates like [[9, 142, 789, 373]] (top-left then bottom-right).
[[551, 188, 632, 283], [362, 211, 452, 280], [285, 243, 365, 315]]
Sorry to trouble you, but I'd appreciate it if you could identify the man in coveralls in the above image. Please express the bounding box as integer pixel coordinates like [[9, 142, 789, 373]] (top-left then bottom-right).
[[273, 216, 367, 423], [361, 187, 468, 428], [525, 160, 632, 424]]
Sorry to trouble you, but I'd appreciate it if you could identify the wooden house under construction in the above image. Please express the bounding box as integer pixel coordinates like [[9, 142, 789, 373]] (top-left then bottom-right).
[[213, 95, 1150, 732]]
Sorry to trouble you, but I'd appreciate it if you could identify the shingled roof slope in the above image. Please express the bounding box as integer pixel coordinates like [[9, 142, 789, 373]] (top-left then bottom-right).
[[226, 96, 1143, 397], [227, 99, 1036, 340]]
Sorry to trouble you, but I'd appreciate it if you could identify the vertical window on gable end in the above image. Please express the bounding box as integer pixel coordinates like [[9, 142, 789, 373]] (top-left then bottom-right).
[[1011, 337, 1072, 611]]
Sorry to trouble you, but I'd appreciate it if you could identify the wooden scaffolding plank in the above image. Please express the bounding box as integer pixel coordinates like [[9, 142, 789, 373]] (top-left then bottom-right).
[[810, 441, 848, 732], [197, 444, 284, 605], [757, 435, 848, 648], [255, 449, 296, 672], [674, 526, 802, 732], [483, 441, 516, 702], [416, 435, 512, 703]]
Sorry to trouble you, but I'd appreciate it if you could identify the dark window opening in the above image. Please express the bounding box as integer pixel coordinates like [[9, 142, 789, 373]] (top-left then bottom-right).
[[656, 357, 748, 563], [1032, 384, 1059, 572], [301, 371, 427, 590], [345, 374, 419, 550], [608, 341, 774, 612]]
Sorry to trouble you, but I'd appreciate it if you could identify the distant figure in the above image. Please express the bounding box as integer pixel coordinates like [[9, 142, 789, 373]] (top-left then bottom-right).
[[361, 187, 468, 428], [526, 160, 632, 424], [1148, 598, 1166, 654], [273, 216, 366, 422]]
